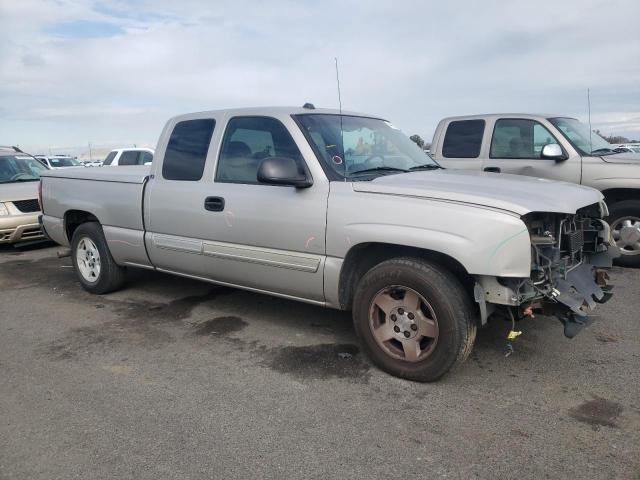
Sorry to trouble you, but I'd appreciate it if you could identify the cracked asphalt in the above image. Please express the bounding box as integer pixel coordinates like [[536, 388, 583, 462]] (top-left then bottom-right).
[[1, 243, 639, 479]]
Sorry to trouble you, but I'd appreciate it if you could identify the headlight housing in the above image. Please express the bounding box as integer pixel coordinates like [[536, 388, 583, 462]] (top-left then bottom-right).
[[0, 202, 9, 216]]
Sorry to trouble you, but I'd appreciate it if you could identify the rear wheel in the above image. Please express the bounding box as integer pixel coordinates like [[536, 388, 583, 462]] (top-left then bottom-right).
[[352, 257, 477, 382], [608, 200, 640, 268], [71, 222, 125, 294]]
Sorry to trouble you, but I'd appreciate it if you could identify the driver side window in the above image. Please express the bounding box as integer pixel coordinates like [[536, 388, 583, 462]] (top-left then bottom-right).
[[490, 119, 558, 159], [216, 116, 305, 184]]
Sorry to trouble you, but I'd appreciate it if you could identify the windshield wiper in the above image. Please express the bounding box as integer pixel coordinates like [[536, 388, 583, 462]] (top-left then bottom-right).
[[349, 166, 409, 176], [409, 164, 443, 171], [591, 148, 615, 154]]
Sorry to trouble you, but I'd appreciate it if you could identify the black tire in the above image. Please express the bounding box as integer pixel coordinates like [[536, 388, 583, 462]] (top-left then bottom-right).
[[71, 222, 126, 294], [352, 257, 477, 382], [607, 200, 640, 268]]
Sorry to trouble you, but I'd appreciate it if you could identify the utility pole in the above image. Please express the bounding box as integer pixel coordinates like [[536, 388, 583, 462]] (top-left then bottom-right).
[[88, 142, 93, 162], [587, 89, 593, 154]]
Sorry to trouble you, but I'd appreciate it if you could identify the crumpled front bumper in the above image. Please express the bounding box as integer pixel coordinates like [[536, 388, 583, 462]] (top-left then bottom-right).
[[546, 262, 614, 337], [474, 256, 615, 339]]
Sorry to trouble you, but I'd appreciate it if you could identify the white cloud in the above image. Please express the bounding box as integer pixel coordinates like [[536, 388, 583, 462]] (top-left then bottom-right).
[[1, 0, 639, 154]]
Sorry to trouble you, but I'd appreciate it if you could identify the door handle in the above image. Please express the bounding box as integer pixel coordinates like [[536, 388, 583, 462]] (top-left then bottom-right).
[[483, 166, 501, 173], [204, 196, 225, 212]]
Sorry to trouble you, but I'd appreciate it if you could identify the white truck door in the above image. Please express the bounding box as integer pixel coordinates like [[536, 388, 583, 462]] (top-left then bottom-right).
[[481, 117, 581, 183], [145, 115, 328, 303]]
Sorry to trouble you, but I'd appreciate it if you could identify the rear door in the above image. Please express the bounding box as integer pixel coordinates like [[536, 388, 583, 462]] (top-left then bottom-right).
[[144, 114, 329, 303], [481, 118, 581, 183]]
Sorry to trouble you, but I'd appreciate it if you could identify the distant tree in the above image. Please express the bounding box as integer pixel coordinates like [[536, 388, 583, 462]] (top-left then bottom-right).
[[608, 135, 631, 144], [595, 129, 631, 144], [409, 134, 425, 149]]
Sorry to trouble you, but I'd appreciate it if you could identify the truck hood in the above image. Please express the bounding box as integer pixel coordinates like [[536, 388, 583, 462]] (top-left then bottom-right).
[[352, 170, 603, 216], [0, 181, 39, 202], [601, 151, 640, 164]]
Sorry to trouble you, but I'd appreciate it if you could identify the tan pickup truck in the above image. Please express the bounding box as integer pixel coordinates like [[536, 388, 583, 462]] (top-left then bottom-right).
[[39, 106, 616, 381], [432, 114, 640, 267], [0, 148, 47, 244]]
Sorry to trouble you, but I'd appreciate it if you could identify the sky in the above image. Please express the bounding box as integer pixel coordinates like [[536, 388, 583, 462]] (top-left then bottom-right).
[[1, 0, 639, 156]]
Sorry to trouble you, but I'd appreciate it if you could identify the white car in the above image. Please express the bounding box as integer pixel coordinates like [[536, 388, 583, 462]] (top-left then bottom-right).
[[81, 160, 103, 167], [102, 148, 154, 167], [613, 144, 640, 154], [35, 155, 83, 169]]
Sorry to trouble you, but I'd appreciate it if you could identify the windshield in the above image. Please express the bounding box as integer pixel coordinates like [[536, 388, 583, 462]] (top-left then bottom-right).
[[294, 114, 438, 179], [548, 117, 613, 156], [0, 156, 47, 183], [102, 151, 117, 166], [49, 157, 80, 167]]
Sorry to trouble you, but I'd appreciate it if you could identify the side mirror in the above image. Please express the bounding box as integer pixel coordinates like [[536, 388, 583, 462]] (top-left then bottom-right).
[[541, 143, 567, 162], [257, 156, 312, 188]]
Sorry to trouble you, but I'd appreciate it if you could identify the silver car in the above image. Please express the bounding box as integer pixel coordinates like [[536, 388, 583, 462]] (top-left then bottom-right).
[[40, 107, 616, 381]]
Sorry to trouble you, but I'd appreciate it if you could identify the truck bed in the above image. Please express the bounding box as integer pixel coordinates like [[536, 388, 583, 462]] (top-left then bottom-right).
[[40, 165, 150, 184], [40, 167, 152, 268]]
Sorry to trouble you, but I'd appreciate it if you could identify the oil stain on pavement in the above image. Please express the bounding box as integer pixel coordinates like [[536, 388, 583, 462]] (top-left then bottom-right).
[[193, 316, 248, 336], [262, 343, 370, 383], [36, 289, 237, 360], [112, 287, 235, 324], [569, 395, 623, 428]]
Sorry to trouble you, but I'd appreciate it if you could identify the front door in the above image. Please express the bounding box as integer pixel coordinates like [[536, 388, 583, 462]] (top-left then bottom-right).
[[481, 118, 581, 183], [145, 114, 329, 303]]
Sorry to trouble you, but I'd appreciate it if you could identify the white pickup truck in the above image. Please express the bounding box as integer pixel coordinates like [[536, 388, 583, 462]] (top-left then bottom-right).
[[102, 148, 154, 167], [39, 106, 615, 381], [432, 114, 640, 267]]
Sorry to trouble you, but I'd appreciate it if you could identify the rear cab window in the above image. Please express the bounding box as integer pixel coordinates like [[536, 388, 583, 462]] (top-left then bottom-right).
[[442, 120, 485, 158], [118, 151, 140, 166], [140, 151, 153, 164], [162, 119, 216, 181]]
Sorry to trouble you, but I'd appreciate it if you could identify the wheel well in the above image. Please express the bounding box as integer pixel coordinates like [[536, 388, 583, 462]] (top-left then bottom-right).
[[602, 188, 640, 207], [64, 210, 99, 241], [338, 243, 474, 310]]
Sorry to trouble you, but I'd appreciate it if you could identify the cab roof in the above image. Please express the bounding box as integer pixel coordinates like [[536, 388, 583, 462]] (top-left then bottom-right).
[[168, 106, 383, 123], [440, 113, 577, 122]]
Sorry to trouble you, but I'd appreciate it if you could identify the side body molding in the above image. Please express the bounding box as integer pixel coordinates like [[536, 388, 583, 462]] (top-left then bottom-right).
[[151, 233, 321, 273]]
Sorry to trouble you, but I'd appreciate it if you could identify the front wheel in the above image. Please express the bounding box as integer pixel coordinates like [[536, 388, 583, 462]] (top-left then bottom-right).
[[608, 200, 640, 268], [352, 257, 477, 382], [71, 222, 126, 294]]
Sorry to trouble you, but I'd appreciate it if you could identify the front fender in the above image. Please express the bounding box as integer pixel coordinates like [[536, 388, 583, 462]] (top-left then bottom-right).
[[327, 186, 532, 277]]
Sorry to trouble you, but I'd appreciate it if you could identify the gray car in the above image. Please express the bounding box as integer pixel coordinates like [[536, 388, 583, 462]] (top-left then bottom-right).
[[39, 106, 616, 381]]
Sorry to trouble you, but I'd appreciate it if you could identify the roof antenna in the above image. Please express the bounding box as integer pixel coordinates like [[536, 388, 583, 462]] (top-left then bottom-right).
[[334, 57, 343, 114], [587, 88, 593, 154], [335, 57, 346, 178]]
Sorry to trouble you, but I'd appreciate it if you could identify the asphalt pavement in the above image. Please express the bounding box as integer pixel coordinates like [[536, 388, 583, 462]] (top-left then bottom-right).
[[1, 243, 639, 479]]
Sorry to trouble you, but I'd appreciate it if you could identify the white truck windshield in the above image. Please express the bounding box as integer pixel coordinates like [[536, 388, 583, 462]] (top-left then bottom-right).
[[549, 117, 614, 156]]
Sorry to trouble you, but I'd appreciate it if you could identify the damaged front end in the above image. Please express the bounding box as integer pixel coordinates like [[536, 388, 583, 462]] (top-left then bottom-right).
[[475, 202, 617, 338]]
